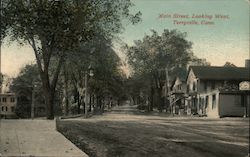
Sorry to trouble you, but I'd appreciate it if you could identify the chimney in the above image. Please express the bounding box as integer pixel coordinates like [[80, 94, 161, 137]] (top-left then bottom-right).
[[245, 59, 250, 68]]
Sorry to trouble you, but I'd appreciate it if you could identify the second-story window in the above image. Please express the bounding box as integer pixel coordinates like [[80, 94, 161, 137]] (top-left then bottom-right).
[[187, 85, 190, 93], [179, 85, 182, 90], [193, 83, 196, 91], [2, 97, 7, 102], [10, 97, 15, 102]]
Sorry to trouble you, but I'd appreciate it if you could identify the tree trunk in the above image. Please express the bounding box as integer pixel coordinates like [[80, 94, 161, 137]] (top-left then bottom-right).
[[45, 91, 55, 119], [78, 101, 82, 114], [152, 73, 164, 113], [63, 66, 69, 116], [95, 95, 103, 114], [76, 91, 81, 114], [29, 37, 64, 120], [100, 97, 104, 113], [157, 87, 164, 112], [89, 94, 92, 112], [146, 96, 150, 112], [149, 81, 154, 111], [76, 85, 84, 114], [40, 73, 55, 120]]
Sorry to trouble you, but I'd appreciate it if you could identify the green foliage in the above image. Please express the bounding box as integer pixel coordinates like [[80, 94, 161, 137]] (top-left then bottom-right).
[[15, 97, 31, 118], [2, 0, 141, 48], [9, 64, 41, 118], [10, 64, 41, 92], [67, 35, 126, 99], [189, 53, 211, 66], [2, 0, 141, 118], [0, 73, 3, 86], [125, 29, 192, 102], [224, 62, 236, 67], [126, 29, 192, 76], [10, 64, 64, 117]]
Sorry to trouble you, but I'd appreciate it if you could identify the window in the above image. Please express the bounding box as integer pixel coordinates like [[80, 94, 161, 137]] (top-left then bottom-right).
[[187, 85, 190, 93], [205, 96, 209, 108], [11, 107, 15, 112], [212, 94, 216, 109], [5, 106, 8, 111], [199, 97, 202, 109], [2, 97, 7, 102], [10, 97, 15, 102], [179, 85, 182, 90], [193, 83, 196, 91], [1, 106, 4, 111]]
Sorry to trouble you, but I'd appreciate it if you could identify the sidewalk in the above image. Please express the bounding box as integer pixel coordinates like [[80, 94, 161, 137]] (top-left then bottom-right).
[[0, 119, 88, 157]]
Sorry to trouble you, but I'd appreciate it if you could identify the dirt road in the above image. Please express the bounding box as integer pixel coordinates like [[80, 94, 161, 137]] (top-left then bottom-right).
[[57, 104, 249, 157]]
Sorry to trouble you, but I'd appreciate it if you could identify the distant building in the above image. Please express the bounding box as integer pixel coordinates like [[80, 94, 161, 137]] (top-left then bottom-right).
[[186, 65, 250, 118], [169, 77, 187, 115], [245, 59, 250, 68], [0, 93, 17, 118]]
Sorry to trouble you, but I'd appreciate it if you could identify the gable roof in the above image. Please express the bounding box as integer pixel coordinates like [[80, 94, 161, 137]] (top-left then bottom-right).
[[189, 66, 250, 81]]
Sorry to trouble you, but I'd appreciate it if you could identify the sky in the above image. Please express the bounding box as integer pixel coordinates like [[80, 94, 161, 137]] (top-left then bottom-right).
[[1, 0, 249, 77]]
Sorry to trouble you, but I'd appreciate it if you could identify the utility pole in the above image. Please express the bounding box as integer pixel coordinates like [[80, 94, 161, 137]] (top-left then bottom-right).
[[0, 2, 1, 76], [84, 71, 88, 118], [31, 86, 35, 119], [244, 91, 248, 117], [84, 49, 95, 118], [165, 67, 171, 113]]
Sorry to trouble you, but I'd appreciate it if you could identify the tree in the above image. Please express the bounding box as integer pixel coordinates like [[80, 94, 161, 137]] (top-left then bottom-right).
[[10, 63, 64, 117], [10, 64, 41, 90], [0, 73, 3, 89], [189, 53, 211, 66], [126, 73, 152, 110], [224, 62, 236, 67], [125, 29, 192, 112], [65, 35, 126, 114], [2, 0, 141, 119], [10, 64, 42, 118]]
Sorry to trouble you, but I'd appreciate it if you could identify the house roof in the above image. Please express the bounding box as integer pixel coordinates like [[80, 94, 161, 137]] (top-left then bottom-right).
[[171, 76, 185, 87], [189, 66, 250, 81], [0, 93, 16, 96]]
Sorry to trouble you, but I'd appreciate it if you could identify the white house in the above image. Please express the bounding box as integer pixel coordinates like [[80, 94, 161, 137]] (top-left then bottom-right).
[[186, 64, 250, 118], [0, 93, 17, 118]]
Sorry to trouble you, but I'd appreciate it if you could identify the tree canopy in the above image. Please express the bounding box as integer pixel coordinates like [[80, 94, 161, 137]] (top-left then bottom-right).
[[63, 35, 127, 114], [126, 29, 192, 77], [1, 0, 141, 119], [125, 29, 205, 112], [224, 62, 236, 67]]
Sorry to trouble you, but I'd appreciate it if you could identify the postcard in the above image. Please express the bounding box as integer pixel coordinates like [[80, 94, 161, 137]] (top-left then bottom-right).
[[0, 0, 249, 157]]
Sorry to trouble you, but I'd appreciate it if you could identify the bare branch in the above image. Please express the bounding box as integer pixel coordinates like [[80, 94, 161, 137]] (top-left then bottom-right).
[[28, 36, 44, 75]]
